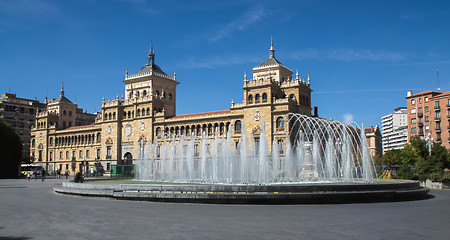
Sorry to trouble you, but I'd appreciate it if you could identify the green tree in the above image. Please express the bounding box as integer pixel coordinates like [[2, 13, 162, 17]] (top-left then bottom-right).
[[412, 143, 450, 182], [0, 120, 23, 178], [381, 149, 402, 167]]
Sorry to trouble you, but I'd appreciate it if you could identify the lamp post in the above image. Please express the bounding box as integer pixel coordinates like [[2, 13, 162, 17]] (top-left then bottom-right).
[[425, 133, 434, 155]]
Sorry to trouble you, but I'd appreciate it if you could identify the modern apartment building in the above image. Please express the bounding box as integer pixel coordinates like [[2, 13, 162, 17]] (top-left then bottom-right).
[[381, 107, 408, 153]]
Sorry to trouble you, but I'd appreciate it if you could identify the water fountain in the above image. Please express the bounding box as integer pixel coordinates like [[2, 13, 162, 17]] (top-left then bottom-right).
[[56, 113, 430, 203], [135, 113, 377, 184]]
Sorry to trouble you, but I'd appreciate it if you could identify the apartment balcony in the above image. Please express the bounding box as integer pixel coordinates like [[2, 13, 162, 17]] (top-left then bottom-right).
[[435, 117, 441, 122], [418, 129, 424, 136], [435, 128, 441, 133], [418, 122, 423, 127], [435, 106, 440, 110], [436, 137, 442, 143], [418, 112, 423, 117]]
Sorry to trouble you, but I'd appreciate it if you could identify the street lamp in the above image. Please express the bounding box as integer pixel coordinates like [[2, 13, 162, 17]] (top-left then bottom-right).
[[425, 133, 434, 155]]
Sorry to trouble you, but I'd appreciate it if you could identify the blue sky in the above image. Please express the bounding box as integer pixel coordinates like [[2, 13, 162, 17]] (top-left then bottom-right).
[[1, 0, 449, 128]]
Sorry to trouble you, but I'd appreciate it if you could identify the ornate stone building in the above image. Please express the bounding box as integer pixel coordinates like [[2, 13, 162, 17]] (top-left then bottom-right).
[[30, 41, 313, 174]]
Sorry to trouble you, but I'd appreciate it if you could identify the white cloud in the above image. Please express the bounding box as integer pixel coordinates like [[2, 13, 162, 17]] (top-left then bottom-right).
[[289, 48, 405, 62], [343, 113, 354, 125], [209, 5, 268, 42], [0, 0, 60, 17], [180, 54, 261, 69]]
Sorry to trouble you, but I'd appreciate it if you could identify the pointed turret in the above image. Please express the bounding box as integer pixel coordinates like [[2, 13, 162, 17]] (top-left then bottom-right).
[[244, 71, 247, 81], [148, 40, 155, 65], [126, 68, 128, 77], [296, 68, 299, 81], [269, 35, 275, 59], [307, 74, 310, 85], [60, 81, 65, 97]]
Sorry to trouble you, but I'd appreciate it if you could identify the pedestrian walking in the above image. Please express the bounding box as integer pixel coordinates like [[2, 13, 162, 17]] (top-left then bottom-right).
[[41, 169, 46, 181], [65, 169, 69, 179], [26, 172, 31, 181]]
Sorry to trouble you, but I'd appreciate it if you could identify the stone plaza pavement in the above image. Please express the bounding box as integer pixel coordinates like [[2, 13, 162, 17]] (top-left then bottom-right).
[[1, 178, 449, 240]]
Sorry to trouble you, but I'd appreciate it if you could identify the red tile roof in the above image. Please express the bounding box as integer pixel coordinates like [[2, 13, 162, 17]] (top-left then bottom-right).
[[433, 91, 450, 98], [409, 90, 441, 97], [169, 110, 231, 119], [64, 124, 96, 131]]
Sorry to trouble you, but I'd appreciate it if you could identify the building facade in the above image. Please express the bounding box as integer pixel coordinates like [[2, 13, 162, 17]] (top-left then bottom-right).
[[364, 125, 382, 160], [0, 93, 46, 159], [30, 41, 313, 174], [406, 90, 450, 150], [381, 107, 408, 153]]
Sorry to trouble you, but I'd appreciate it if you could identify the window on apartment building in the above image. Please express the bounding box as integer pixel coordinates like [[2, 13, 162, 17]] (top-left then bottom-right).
[[425, 106, 429, 112], [419, 98, 422, 103], [437, 132, 441, 140], [436, 112, 440, 119], [66, 151, 69, 159], [436, 122, 441, 130], [411, 118, 416, 124], [425, 97, 428, 102], [418, 108, 422, 114], [79, 150, 82, 158], [49, 152, 53, 161], [411, 99, 415, 105], [411, 128, 417, 134], [97, 149, 100, 159], [425, 116, 429, 122], [411, 108, 416, 114], [60, 151, 62, 159], [419, 117, 422, 124], [436, 101, 440, 108]]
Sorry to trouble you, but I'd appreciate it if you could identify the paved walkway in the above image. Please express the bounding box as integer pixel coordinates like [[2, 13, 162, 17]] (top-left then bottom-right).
[[1, 178, 450, 240]]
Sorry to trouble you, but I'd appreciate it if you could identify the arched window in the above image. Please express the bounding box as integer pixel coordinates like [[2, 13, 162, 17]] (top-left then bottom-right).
[[31, 139, 35, 148], [208, 124, 212, 135], [255, 94, 260, 102], [96, 133, 101, 142], [156, 127, 161, 137], [63, 110, 66, 115], [248, 95, 253, 103], [168, 93, 172, 101], [262, 93, 268, 102], [69, 111, 72, 116], [146, 108, 150, 115], [128, 111, 131, 118], [155, 90, 159, 97], [141, 108, 145, 116], [276, 117, 284, 130], [137, 109, 141, 116], [234, 120, 242, 132], [124, 111, 127, 118], [113, 112, 116, 119], [143, 90, 147, 96], [136, 91, 140, 98], [129, 92, 133, 99], [108, 113, 112, 120]]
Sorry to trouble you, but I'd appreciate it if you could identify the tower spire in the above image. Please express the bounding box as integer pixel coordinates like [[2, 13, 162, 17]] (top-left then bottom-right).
[[148, 40, 155, 65], [269, 35, 275, 59], [61, 80, 65, 97]]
